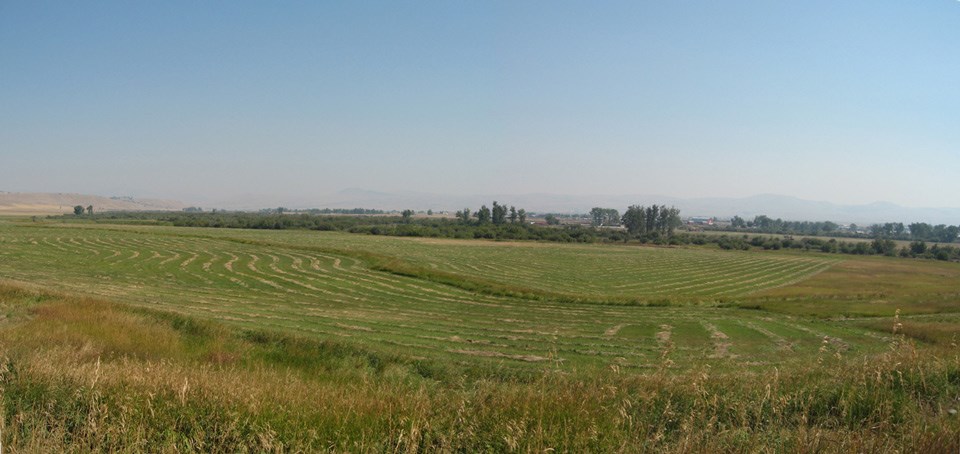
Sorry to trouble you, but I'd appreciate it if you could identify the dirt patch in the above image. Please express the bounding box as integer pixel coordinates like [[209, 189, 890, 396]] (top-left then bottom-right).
[[655, 324, 672, 345], [604, 324, 626, 337], [702, 322, 735, 359]]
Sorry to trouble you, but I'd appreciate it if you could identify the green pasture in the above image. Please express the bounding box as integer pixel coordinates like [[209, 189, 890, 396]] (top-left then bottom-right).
[[1, 220, 955, 371]]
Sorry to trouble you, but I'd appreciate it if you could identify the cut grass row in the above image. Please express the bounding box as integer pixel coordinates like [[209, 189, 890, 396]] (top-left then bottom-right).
[[12, 223, 840, 303], [0, 223, 892, 370]]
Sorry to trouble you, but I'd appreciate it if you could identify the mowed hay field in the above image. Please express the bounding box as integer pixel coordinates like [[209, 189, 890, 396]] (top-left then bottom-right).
[[0, 221, 898, 370], [1, 219, 959, 451]]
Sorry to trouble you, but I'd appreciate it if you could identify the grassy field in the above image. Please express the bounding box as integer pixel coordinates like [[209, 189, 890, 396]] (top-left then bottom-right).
[[1, 218, 959, 451], [0, 221, 900, 370]]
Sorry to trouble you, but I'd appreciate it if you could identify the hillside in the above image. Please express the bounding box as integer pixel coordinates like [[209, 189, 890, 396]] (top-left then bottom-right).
[[0, 192, 184, 215]]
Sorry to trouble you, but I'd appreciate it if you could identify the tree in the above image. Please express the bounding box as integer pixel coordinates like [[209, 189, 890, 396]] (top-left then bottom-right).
[[276, 207, 285, 215], [663, 206, 682, 235], [910, 240, 927, 255], [646, 205, 659, 233], [604, 209, 620, 226], [731, 216, 746, 228], [945, 226, 960, 243], [871, 238, 897, 256], [492, 201, 507, 225], [592, 207, 621, 227], [509, 206, 518, 224], [426, 209, 433, 216], [401, 209, 414, 223], [932, 224, 959, 243], [456, 208, 471, 224], [621, 205, 646, 235], [544, 214, 560, 225], [73, 205, 85, 216], [590, 207, 605, 227], [753, 215, 779, 231], [476, 205, 491, 224], [517, 209, 527, 224], [893, 223, 906, 238], [86, 205, 93, 215]]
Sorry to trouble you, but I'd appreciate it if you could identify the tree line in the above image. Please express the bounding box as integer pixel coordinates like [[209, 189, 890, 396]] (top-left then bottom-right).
[[708, 234, 960, 261], [589, 208, 620, 227], [725, 215, 959, 244], [730, 215, 842, 236], [619, 205, 682, 236], [60, 209, 959, 262], [455, 201, 527, 226], [869, 222, 959, 243]]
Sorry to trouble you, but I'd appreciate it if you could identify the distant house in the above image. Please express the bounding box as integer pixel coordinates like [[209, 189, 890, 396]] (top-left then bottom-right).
[[687, 216, 714, 226]]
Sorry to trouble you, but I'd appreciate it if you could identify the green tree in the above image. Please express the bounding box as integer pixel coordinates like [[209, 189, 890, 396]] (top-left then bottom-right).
[[492, 201, 507, 225], [590, 207, 605, 227], [663, 206, 682, 235], [646, 205, 659, 233], [509, 206, 518, 224], [893, 223, 906, 238], [456, 208, 471, 224], [945, 226, 960, 243], [908, 222, 931, 240], [86, 205, 93, 215], [476, 205, 491, 224], [544, 214, 560, 225], [621, 205, 646, 235], [933, 224, 959, 243], [517, 209, 527, 224], [871, 238, 897, 256], [604, 208, 620, 226], [909, 240, 927, 255], [592, 207, 620, 227], [401, 209, 414, 223], [73, 205, 85, 216]]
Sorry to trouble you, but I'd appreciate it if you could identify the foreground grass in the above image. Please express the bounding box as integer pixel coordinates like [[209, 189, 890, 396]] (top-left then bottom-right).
[[1, 284, 958, 452]]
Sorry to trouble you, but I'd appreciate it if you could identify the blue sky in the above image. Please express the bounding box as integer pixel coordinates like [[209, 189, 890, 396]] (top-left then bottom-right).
[[1, 1, 958, 207]]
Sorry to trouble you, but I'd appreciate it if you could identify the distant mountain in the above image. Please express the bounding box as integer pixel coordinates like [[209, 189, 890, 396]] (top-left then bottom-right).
[[205, 190, 960, 225], [0, 192, 185, 215]]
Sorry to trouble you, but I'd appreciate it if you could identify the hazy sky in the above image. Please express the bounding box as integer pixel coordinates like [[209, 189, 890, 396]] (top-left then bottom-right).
[[1, 1, 958, 207]]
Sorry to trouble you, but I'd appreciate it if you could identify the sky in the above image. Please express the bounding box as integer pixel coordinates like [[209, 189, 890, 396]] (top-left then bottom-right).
[[1, 1, 958, 207]]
